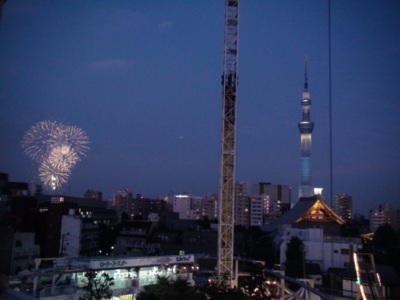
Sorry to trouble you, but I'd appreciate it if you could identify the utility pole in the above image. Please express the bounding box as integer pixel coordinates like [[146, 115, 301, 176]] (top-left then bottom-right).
[[217, 0, 239, 287]]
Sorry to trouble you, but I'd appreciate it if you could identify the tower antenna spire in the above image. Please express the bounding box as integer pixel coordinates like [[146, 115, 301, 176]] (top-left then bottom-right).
[[304, 55, 308, 90]]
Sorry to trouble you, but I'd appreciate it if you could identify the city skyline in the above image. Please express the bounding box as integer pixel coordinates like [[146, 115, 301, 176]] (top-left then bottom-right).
[[0, 1, 399, 216]]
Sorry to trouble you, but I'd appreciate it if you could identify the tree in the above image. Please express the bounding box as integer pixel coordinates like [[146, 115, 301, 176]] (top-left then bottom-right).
[[237, 226, 275, 267], [340, 220, 361, 237], [374, 224, 398, 255], [372, 223, 400, 273], [136, 277, 206, 300], [285, 236, 305, 278], [80, 271, 114, 300]]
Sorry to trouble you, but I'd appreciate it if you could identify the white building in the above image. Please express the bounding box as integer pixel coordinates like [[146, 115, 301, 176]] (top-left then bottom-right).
[[171, 194, 213, 221], [250, 196, 264, 226], [171, 194, 190, 219], [60, 209, 100, 257], [278, 226, 362, 273]]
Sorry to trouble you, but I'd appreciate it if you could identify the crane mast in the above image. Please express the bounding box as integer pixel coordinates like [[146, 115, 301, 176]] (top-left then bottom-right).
[[218, 0, 239, 286]]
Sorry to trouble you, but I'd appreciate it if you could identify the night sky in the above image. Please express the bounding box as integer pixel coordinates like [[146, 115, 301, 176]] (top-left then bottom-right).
[[1, 1, 399, 216]]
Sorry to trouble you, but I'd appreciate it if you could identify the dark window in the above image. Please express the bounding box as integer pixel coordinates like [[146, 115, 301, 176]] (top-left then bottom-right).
[[341, 249, 350, 255]]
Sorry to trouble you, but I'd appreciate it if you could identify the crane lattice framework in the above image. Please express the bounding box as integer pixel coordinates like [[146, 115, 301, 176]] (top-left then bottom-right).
[[218, 0, 239, 286]]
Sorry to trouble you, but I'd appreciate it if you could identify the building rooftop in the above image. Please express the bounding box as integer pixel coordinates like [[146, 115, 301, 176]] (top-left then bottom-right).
[[261, 195, 345, 234]]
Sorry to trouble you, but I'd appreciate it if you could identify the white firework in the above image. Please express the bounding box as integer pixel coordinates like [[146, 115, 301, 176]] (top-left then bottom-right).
[[56, 125, 90, 157], [22, 120, 90, 191], [47, 144, 79, 171], [39, 159, 71, 190], [21, 120, 60, 163]]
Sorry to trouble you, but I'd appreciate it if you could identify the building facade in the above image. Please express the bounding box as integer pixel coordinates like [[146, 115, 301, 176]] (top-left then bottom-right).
[[278, 227, 362, 273], [333, 193, 353, 221], [60, 210, 102, 257], [235, 182, 250, 227], [169, 194, 216, 221], [250, 196, 264, 226], [112, 189, 133, 217], [369, 202, 392, 231], [0, 231, 40, 275], [252, 182, 291, 224], [171, 194, 192, 220], [83, 189, 103, 201], [201, 194, 218, 221], [390, 208, 400, 231]]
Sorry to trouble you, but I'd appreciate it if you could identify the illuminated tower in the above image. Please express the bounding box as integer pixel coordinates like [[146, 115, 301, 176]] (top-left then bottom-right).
[[298, 58, 314, 198]]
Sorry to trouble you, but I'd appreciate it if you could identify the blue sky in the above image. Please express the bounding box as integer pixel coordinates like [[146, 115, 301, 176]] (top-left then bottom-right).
[[1, 1, 399, 215]]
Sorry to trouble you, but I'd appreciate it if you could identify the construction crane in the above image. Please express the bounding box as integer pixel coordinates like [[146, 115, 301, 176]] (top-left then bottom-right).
[[217, 0, 239, 287]]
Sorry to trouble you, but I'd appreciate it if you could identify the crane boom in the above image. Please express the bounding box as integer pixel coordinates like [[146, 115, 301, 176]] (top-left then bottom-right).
[[218, 0, 239, 287]]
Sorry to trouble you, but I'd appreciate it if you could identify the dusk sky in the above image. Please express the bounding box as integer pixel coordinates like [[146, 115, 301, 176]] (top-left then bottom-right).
[[1, 1, 399, 215]]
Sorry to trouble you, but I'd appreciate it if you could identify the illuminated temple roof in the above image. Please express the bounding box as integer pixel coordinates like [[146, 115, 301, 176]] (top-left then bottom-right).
[[261, 195, 345, 233], [292, 196, 345, 224]]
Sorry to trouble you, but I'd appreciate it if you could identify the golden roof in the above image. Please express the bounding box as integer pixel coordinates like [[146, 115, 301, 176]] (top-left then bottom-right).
[[294, 197, 345, 225]]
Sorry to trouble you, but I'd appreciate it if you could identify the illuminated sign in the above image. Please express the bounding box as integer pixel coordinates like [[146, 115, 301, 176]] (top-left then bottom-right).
[[89, 254, 195, 269], [176, 256, 191, 262], [156, 257, 172, 264], [99, 260, 127, 268], [175, 195, 189, 198]]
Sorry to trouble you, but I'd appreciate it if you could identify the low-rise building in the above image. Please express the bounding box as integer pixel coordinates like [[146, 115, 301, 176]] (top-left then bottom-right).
[[277, 227, 362, 273], [0, 231, 40, 275], [4, 254, 198, 299], [114, 220, 158, 256]]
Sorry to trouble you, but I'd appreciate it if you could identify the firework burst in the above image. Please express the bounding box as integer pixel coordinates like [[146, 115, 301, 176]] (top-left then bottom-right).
[[39, 159, 71, 190], [21, 120, 60, 163], [47, 144, 79, 171], [56, 125, 90, 157], [22, 120, 90, 191]]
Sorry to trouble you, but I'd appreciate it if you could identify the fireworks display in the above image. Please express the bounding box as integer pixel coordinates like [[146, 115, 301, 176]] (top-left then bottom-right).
[[38, 159, 71, 190], [21, 120, 60, 163], [48, 144, 79, 171], [22, 120, 90, 191]]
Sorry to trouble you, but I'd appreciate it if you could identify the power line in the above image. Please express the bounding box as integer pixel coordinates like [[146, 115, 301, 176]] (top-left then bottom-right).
[[328, 0, 334, 206]]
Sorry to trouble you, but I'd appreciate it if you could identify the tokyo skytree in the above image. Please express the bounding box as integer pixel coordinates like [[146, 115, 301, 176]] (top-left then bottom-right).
[[298, 58, 314, 198]]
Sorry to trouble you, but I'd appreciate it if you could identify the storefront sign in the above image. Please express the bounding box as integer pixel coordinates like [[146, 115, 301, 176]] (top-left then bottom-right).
[[89, 254, 195, 269]]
